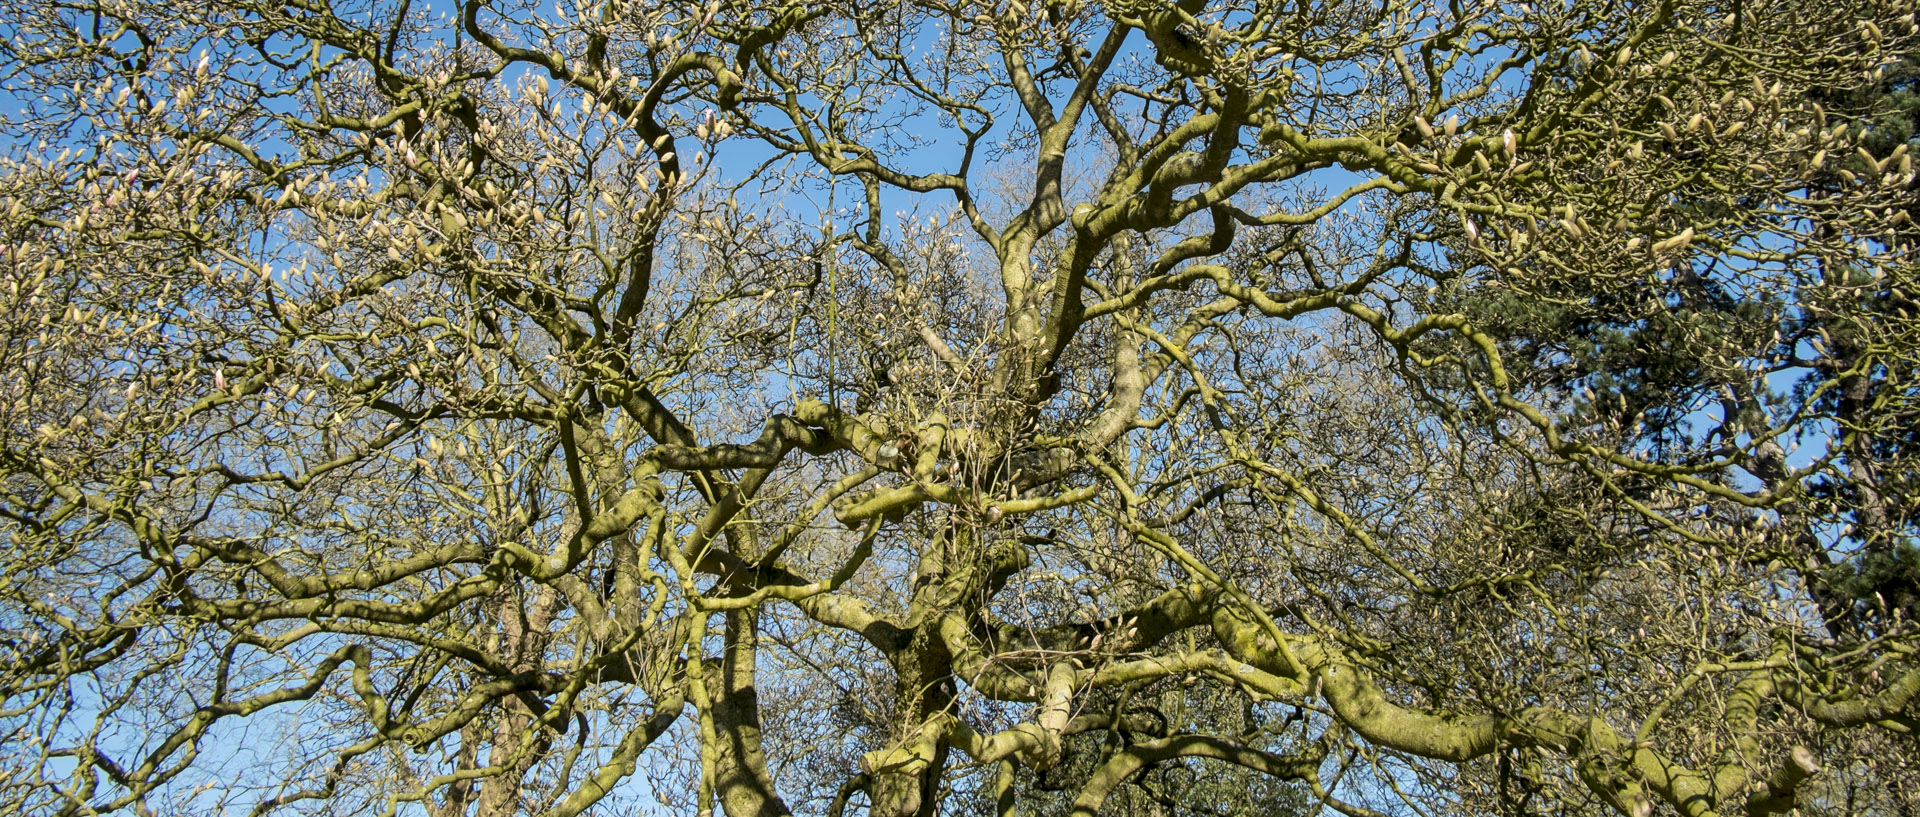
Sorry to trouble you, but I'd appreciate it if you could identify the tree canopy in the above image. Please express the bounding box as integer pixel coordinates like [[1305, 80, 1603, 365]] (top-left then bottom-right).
[[2, 0, 1918, 815]]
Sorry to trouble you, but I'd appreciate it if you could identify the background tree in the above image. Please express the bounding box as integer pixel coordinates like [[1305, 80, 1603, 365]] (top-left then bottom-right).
[[1, 1, 1917, 816]]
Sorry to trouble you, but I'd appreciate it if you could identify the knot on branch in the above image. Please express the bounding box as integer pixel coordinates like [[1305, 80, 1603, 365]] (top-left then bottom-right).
[[1747, 745, 1821, 816]]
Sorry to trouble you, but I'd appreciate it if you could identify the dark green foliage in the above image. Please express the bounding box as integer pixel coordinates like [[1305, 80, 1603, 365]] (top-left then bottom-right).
[[1447, 274, 1782, 459], [1824, 539, 1920, 628]]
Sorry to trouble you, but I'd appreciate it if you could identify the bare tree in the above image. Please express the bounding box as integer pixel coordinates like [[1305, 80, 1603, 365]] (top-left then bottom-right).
[[2, 1, 1917, 816]]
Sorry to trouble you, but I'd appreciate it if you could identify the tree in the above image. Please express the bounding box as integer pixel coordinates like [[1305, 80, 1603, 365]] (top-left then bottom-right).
[[2, 0, 1917, 815]]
